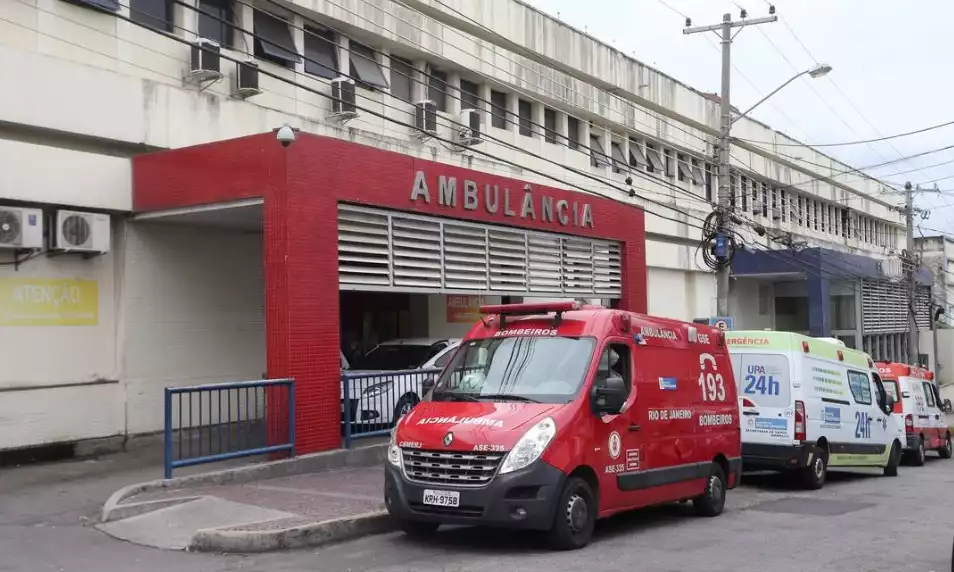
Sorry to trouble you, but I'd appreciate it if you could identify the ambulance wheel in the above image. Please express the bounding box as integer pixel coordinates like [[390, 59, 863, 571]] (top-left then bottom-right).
[[800, 449, 827, 490], [884, 441, 902, 477], [397, 519, 439, 538], [547, 476, 596, 550], [912, 437, 926, 466], [692, 465, 726, 517], [392, 394, 420, 425], [939, 434, 953, 459]]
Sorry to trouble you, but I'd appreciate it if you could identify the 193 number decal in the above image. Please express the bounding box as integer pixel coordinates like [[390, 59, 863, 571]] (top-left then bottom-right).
[[855, 411, 872, 439], [744, 375, 780, 396], [698, 353, 726, 402]]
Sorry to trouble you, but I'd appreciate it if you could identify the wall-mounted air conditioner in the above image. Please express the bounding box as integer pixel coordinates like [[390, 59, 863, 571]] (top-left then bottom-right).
[[53, 210, 111, 254], [0, 207, 43, 250], [414, 100, 437, 139], [187, 38, 222, 83], [457, 108, 482, 146], [330, 77, 358, 120], [232, 60, 260, 99]]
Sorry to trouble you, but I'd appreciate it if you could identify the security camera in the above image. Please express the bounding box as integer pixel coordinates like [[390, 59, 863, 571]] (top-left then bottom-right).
[[275, 124, 296, 148]]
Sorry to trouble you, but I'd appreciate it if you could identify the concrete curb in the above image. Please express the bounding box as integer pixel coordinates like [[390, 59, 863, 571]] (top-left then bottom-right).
[[189, 511, 396, 553], [101, 443, 386, 523]]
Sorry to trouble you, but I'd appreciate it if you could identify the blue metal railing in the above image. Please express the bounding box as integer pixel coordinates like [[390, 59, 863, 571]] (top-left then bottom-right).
[[341, 368, 441, 448], [164, 378, 295, 479]]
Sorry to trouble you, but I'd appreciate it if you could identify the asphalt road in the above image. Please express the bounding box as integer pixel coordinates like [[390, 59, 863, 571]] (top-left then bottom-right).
[[2, 450, 952, 572]]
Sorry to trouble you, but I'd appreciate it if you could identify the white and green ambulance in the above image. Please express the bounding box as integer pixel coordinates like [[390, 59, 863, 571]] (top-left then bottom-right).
[[727, 331, 904, 489]]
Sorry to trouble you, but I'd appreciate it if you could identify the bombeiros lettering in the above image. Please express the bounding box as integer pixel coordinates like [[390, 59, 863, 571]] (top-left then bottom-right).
[[410, 170, 595, 229], [494, 328, 558, 337], [699, 414, 734, 427]]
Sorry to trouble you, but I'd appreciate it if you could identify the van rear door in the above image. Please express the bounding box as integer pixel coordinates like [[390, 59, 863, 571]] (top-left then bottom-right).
[[735, 352, 794, 446]]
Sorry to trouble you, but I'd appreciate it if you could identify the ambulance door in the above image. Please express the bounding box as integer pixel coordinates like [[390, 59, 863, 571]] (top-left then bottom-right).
[[737, 352, 793, 447], [845, 369, 889, 464], [921, 380, 943, 448]]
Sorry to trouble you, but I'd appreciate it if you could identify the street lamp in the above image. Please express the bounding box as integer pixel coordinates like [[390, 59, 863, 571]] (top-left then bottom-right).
[[732, 63, 832, 126]]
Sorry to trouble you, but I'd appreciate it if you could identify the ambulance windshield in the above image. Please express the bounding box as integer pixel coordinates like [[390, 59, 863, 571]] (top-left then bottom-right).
[[431, 336, 596, 404]]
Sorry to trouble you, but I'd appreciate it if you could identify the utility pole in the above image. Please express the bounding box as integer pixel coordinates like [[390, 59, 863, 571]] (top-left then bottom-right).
[[684, 9, 778, 318], [901, 181, 931, 364]]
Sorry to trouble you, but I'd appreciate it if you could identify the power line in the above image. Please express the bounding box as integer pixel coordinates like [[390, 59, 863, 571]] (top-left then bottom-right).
[[28, 0, 713, 234], [737, 118, 954, 148]]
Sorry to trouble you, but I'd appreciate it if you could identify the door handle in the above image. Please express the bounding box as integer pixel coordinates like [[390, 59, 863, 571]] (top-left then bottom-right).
[[628, 424, 641, 432], [875, 418, 883, 422], [742, 411, 760, 416]]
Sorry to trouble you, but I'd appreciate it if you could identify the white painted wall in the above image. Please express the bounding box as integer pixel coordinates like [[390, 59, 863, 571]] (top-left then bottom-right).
[[0, 223, 122, 449], [730, 279, 774, 331], [120, 223, 266, 435], [0, 139, 132, 211]]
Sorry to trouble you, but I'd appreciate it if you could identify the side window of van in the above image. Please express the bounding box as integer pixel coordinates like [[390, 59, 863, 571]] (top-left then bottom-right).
[[847, 371, 872, 405], [923, 382, 937, 408], [595, 343, 632, 394]]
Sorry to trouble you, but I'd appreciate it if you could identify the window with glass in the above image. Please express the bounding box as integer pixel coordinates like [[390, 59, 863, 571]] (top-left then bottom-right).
[[352, 343, 445, 371], [518, 99, 533, 136], [349, 42, 388, 90], [490, 90, 508, 129], [197, 0, 232, 46], [304, 27, 337, 79], [460, 79, 480, 110], [923, 381, 937, 407], [430, 336, 597, 404], [847, 370, 872, 405], [428, 69, 448, 111], [253, 10, 301, 68], [389, 56, 414, 102], [544, 108, 557, 144], [130, 0, 173, 32], [567, 116, 580, 150]]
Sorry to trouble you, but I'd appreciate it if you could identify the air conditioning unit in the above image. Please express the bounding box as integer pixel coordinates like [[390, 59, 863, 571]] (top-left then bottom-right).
[[187, 38, 222, 83], [53, 210, 110, 254], [414, 100, 438, 139], [330, 77, 358, 119], [0, 207, 43, 250], [457, 108, 482, 145], [232, 60, 260, 99]]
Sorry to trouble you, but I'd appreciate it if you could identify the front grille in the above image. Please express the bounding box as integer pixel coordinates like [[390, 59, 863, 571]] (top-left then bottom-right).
[[402, 449, 505, 487]]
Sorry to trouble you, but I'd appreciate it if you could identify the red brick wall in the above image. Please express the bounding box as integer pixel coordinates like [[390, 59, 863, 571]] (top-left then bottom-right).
[[133, 132, 647, 454]]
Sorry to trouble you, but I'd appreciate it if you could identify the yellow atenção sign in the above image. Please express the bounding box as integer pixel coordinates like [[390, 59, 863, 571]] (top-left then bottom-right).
[[0, 278, 99, 326]]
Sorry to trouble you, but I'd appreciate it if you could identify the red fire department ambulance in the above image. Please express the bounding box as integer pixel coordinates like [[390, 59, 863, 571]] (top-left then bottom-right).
[[875, 362, 952, 465], [383, 302, 742, 549]]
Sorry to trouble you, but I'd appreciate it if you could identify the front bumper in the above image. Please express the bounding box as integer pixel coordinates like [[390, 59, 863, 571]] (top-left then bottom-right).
[[384, 459, 565, 531], [741, 442, 815, 471]]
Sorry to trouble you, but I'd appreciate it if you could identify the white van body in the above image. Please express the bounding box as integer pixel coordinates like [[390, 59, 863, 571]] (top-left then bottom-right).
[[727, 331, 904, 488]]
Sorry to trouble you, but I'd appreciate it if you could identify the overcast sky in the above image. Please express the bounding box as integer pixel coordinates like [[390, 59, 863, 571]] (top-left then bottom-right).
[[523, 0, 954, 236]]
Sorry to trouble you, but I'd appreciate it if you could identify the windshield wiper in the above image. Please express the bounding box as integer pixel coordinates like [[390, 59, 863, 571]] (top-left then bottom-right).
[[432, 390, 480, 402], [478, 393, 541, 403]]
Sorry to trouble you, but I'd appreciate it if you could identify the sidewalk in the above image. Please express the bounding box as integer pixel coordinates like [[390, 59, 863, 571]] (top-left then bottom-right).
[[96, 441, 393, 553]]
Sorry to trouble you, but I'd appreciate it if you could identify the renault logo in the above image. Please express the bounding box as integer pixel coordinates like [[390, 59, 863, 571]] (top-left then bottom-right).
[[443, 432, 454, 447]]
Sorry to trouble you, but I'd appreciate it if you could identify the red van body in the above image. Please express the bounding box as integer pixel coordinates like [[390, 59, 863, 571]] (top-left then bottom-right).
[[384, 302, 742, 549], [876, 362, 952, 464]]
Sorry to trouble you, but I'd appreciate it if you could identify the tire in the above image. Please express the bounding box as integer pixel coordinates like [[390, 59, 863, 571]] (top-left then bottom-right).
[[913, 437, 926, 467], [392, 393, 420, 425], [940, 434, 953, 460], [884, 441, 901, 477], [547, 476, 597, 550], [692, 464, 727, 517], [397, 519, 439, 538], [799, 448, 827, 490]]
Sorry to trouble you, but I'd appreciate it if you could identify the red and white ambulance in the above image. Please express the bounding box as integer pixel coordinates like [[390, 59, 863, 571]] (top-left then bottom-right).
[[383, 302, 742, 550], [875, 362, 952, 465]]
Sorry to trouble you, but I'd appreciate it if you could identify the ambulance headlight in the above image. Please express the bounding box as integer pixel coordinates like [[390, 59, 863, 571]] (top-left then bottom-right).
[[387, 427, 402, 467], [499, 417, 556, 474]]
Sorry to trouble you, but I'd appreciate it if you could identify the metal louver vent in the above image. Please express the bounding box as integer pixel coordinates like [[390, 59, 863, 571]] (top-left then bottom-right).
[[61, 214, 91, 247], [337, 204, 622, 297], [0, 210, 22, 245], [861, 280, 933, 334]]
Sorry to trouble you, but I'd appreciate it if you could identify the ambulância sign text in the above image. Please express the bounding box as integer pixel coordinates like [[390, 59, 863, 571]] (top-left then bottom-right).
[[409, 170, 595, 229]]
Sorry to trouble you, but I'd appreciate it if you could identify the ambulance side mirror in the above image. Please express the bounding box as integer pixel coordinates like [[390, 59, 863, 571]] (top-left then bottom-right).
[[882, 394, 895, 416], [590, 377, 627, 416], [942, 399, 952, 414]]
